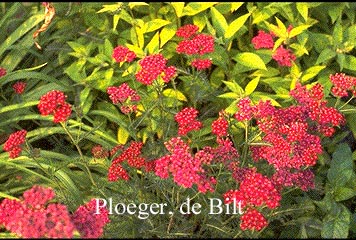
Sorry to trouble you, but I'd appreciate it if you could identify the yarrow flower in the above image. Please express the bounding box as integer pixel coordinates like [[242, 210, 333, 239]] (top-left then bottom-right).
[[112, 45, 136, 63], [240, 208, 268, 231], [175, 107, 202, 135], [91, 145, 110, 159], [329, 72, 356, 97], [37, 90, 72, 123], [12, 81, 27, 94], [212, 111, 229, 137], [3, 129, 27, 158], [71, 199, 110, 238], [272, 45, 296, 67], [0, 67, 6, 77], [107, 83, 140, 114], [135, 54, 176, 85], [251, 30, 274, 49], [191, 58, 212, 70], [0, 186, 110, 238], [176, 24, 199, 39]]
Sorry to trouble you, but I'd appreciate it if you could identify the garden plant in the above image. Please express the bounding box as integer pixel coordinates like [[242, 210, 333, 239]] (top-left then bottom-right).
[[0, 2, 356, 238]]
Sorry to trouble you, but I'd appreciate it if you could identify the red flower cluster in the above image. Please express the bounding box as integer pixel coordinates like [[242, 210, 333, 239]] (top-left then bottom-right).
[[0, 186, 75, 238], [211, 111, 229, 137], [71, 199, 110, 238], [175, 107, 202, 135], [251, 30, 274, 49], [135, 54, 176, 85], [108, 141, 147, 181], [329, 72, 356, 97], [12, 81, 26, 94], [0, 186, 110, 238], [112, 45, 136, 63], [240, 209, 268, 231], [37, 90, 72, 123], [176, 24, 214, 70], [3, 129, 27, 158], [0, 67, 6, 77], [271, 168, 315, 191], [272, 45, 296, 67], [235, 83, 345, 170], [107, 83, 140, 114], [154, 137, 216, 193]]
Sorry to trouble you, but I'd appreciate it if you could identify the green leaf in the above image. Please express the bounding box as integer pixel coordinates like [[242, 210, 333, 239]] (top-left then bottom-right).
[[342, 54, 356, 71], [224, 13, 250, 39], [162, 88, 187, 102], [218, 92, 239, 99], [144, 19, 171, 33], [288, 24, 312, 38], [222, 80, 244, 94], [321, 204, 350, 238], [160, 23, 177, 48], [210, 7, 228, 38], [296, 3, 308, 22], [230, 2, 244, 12], [80, 87, 95, 115], [234, 52, 267, 70], [301, 66, 326, 83], [245, 76, 260, 95], [316, 48, 336, 65], [225, 99, 238, 114], [334, 187, 356, 202], [171, 2, 185, 17], [145, 31, 160, 54], [182, 2, 217, 16], [327, 143, 354, 187]]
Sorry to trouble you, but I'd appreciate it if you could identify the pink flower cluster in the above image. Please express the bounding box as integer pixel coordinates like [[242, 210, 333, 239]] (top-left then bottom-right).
[[3, 129, 27, 158], [12, 81, 26, 94], [37, 90, 72, 123], [251, 29, 296, 67], [0, 67, 6, 77], [107, 83, 141, 114], [176, 24, 214, 70], [108, 141, 150, 181], [211, 111, 229, 137], [135, 54, 176, 85], [223, 170, 281, 231], [154, 137, 216, 193], [71, 199, 110, 238], [112, 45, 136, 63], [329, 72, 356, 97], [0, 186, 110, 238], [174, 107, 202, 135]]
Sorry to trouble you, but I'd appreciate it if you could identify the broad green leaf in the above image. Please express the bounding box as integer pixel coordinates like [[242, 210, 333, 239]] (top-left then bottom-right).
[[327, 143, 353, 187], [337, 53, 345, 71], [160, 23, 177, 48], [225, 13, 250, 39], [296, 3, 308, 22], [321, 204, 350, 238], [163, 88, 187, 101], [97, 3, 123, 13], [145, 32, 160, 54], [144, 19, 171, 33], [316, 48, 336, 65], [234, 52, 267, 70], [210, 7, 228, 38], [333, 20, 343, 46], [182, 2, 217, 16], [171, 2, 185, 17], [301, 66, 326, 83], [222, 80, 244, 94], [342, 54, 356, 71], [193, 13, 207, 31], [288, 24, 312, 38], [245, 76, 260, 95], [334, 187, 356, 202], [118, 126, 130, 145]]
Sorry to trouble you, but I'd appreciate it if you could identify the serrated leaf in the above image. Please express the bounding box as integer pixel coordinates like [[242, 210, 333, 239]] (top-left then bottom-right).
[[162, 88, 187, 101], [327, 143, 353, 187], [245, 76, 260, 95], [321, 204, 350, 238], [225, 12, 250, 39], [234, 52, 267, 70]]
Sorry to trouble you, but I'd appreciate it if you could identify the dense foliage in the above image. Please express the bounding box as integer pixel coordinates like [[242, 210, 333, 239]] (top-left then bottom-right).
[[1, 2, 356, 238]]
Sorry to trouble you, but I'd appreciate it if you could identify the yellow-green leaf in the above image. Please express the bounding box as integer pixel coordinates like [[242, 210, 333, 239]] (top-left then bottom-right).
[[144, 19, 171, 33], [245, 76, 260, 95], [118, 126, 130, 145], [225, 12, 250, 39], [234, 52, 267, 70], [182, 2, 217, 16], [160, 23, 177, 48], [163, 88, 187, 101], [171, 2, 185, 17]]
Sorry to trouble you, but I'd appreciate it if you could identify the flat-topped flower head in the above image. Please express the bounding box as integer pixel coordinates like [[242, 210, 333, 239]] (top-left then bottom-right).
[[3, 130, 27, 158], [112, 45, 136, 63], [38, 90, 72, 123]]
